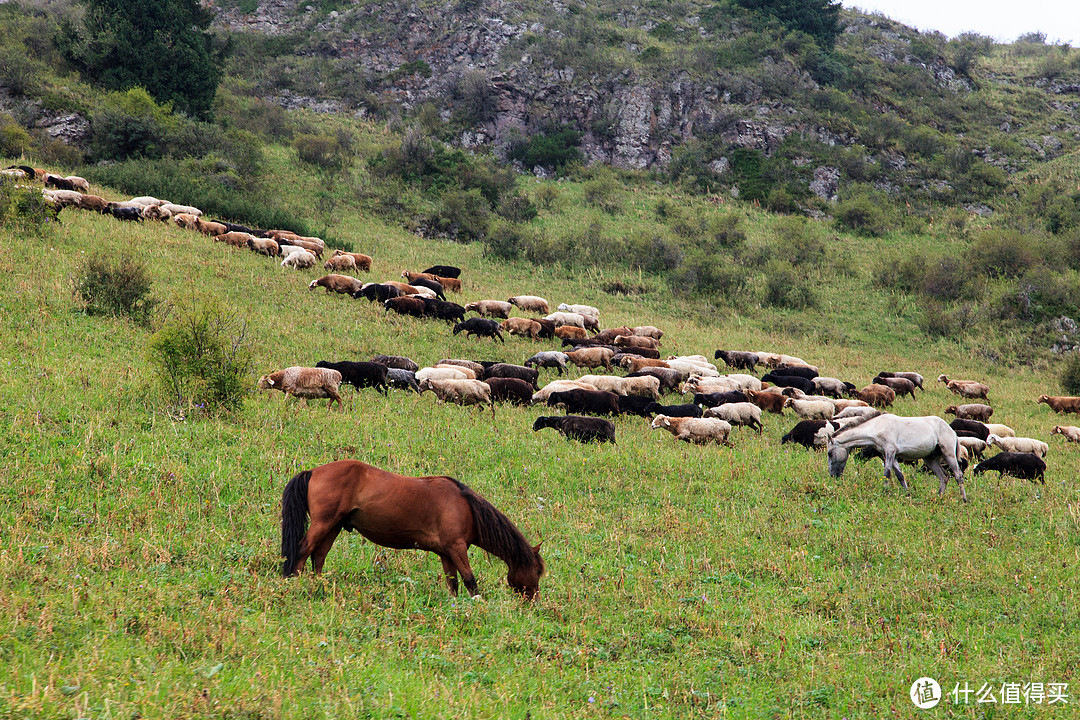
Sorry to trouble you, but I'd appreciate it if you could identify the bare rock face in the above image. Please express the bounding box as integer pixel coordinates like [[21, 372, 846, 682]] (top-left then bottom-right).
[[38, 113, 91, 145], [809, 166, 840, 203], [613, 86, 653, 169]]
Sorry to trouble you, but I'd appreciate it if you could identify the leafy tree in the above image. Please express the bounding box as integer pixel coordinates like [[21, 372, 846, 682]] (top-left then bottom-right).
[[733, 0, 842, 51], [58, 0, 223, 118]]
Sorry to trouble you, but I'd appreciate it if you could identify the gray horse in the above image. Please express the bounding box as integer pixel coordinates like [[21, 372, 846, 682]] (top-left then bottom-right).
[[826, 411, 968, 502]]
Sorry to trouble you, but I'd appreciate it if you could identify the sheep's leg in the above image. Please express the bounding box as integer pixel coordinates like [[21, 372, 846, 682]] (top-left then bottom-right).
[[927, 456, 949, 496]]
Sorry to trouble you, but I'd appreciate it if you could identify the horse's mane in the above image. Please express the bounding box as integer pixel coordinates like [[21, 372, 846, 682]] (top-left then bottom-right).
[[830, 410, 883, 438], [451, 478, 544, 575]]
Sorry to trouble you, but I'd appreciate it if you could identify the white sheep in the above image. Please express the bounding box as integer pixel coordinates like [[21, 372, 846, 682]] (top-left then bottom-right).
[[811, 376, 850, 397], [508, 295, 550, 314], [418, 378, 492, 406], [784, 398, 835, 421], [986, 434, 1048, 458], [160, 203, 202, 217], [703, 402, 762, 432], [723, 374, 763, 392], [416, 367, 469, 383], [984, 423, 1015, 438], [281, 250, 317, 269], [958, 436, 988, 459], [557, 303, 600, 318], [544, 311, 587, 329], [1051, 425, 1080, 443], [577, 374, 660, 399], [531, 380, 600, 404], [650, 415, 732, 445]]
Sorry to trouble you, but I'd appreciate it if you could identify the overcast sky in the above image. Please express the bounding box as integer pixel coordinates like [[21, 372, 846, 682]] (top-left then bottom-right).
[[842, 0, 1080, 45]]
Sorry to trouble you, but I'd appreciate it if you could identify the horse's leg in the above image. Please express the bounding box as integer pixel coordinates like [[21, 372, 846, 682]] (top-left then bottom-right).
[[310, 525, 343, 574], [927, 456, 949, 495], [439, 555, 460, 596], [446, 542, 480, 598]]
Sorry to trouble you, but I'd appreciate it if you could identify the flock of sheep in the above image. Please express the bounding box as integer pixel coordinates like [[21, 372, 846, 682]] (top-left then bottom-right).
[[11, 162, 1078, 495]]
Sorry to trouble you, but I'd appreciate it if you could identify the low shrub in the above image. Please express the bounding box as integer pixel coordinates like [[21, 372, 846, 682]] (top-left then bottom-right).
[[507, 127, 582, 173], [73, 254, 159, 325], [429, 188, 490, 242], [834, 188, 892, 237], [763, 262, 818, 310], [0, 181, 58, 236], [582, 172, 622, 214], [148, 294, 255, 413], [1061, 353, 1080, 395]]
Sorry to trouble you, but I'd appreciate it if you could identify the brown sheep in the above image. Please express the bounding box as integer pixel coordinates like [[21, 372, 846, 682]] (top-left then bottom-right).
[[64, 175, 90, 192], [140, 204, 172, 221], [628, 357, 670, 373], [283, 238, 323, 258], [593, 327, 633, 344], [945, 404, 993, 422], [1051, 425, 1080, 442], [334, 251, 373, 272], [309, 275, 365, 295], [195, 218, 228, 236], [435, 276, 461, 292], [848, 384, 895, 408], [324, 255, 357, 273], [565, 347, 614, 370], [1038, 395, 1080, 414], [631, 325, 664, 340], [247, 237, 280, 256], [743, 388, 787, 414], [257, 367, 343, 410], [501, 318, 543, 339], [613, 335, 660, 350], [937, 375, 990, 400], [77, 194, 110, 213], [172, 213, 200, 230], [555, 326, 588, 340], [213, 232, 252, 248], [464, 300, 513, 318], [385, 281, 422, 295]]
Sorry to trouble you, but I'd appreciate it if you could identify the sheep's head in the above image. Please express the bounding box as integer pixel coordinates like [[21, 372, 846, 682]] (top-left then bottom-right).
[[945, 405, 958, 414], [937, 374, 949, 383], [418, 379, 433, 393], [1038, 395, 1050, 404], [257, 375, 274, 389]]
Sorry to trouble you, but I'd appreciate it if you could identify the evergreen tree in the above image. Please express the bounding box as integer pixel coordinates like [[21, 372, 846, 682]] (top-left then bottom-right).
[[59, 0, 223, 119], [734, 0, 842, 51]]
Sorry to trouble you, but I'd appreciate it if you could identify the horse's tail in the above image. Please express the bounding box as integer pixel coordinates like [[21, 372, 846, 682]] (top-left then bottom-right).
[[281, 470, 311, 577], [455, 480, 540, 574]]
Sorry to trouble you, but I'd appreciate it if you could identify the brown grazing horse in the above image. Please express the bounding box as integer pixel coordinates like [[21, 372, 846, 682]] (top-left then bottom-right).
[[281, 460, 545, 599]]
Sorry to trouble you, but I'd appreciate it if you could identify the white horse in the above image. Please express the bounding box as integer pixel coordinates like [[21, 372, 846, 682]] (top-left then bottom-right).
[[826, 411, 968, 502]]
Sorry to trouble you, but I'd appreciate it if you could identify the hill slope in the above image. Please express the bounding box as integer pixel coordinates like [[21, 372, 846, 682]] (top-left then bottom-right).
[[2, 168, 1079, 717]]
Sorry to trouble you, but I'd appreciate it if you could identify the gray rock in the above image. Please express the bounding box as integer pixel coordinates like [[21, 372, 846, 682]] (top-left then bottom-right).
[[809, 166, 840, 203]]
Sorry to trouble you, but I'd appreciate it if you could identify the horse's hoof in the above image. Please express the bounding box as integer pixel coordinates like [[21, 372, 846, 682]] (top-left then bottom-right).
[[470, 594, 483, 601]]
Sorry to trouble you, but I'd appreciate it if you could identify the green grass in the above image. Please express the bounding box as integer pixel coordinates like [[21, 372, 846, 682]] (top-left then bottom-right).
[[3, 166, 1080, 718]]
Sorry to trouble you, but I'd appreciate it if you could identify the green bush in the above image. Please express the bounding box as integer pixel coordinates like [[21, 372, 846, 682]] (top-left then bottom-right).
[[430, 188, 490, 242], [496, 193, 538, 224], [582, 173, 622, 214], [773, 216, 825, 266], [508, 127, 582, 173], [1061, 354, 1080, 395], [73, 254, 159, 325], [0, 182, 58, 236], [483, 219, 526, 260], [834, 189, 892, 237], [763, 263, 818, 310], [90, 88, 176, 161], [148, 294, 255, 413], [0, 114, 31, 157], [965, 230, 1040, 280], [293, 132, 351, 170]]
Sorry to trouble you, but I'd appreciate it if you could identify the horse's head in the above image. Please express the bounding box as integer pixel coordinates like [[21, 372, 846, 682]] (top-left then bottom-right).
[[507, 544, 544, 601], [826, 440, 849, 478]]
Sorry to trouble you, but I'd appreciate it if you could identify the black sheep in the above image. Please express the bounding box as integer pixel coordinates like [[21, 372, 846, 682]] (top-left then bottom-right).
[[949, 418, 989, 441], [410, 277, 446, 300], [422, 298, 466, 322], [484, 363, 539, 389], [385, 296, 426, 318], [422, 265, 461, 279], [781, 420, 828, 448], [530, 318, 556, 339], [45, 175, 76, 191], [761, 373, 815, 394], [609, 346, 660, 359], [386, 368, 420, 393], [354, 283, 402, 303], [645, 402, 703, 418], [222, 221, 260, 235], [974, 452, 1046, 482], [617, 395, 654, 417], [546, 389, 620, 416], [484, 377, 533, 405], [693, 391, 748, 408], [533, 415, 615, 444], [315, 360, 389, 395], [773, 364, 818, 380], [111, 206, 142, 222], [453, 318, 504, 342], [371, 354, 419, 372], [714, 350, 759, 370]]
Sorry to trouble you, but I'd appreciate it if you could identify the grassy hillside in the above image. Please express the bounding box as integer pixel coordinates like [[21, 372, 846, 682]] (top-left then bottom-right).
[[2, 161, 1079, 718]]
